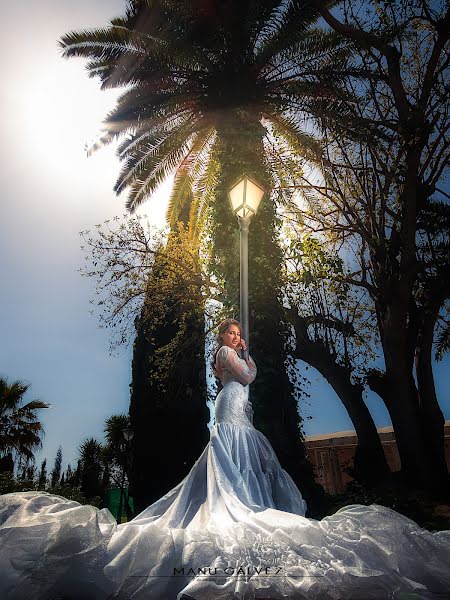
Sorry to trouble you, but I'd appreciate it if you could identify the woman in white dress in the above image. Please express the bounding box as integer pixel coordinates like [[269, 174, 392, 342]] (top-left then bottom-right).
[[0, 318, 449, 600]]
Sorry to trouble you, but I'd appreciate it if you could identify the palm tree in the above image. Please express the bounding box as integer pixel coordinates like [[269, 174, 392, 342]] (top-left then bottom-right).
[[78, 437, 106, 504], [104, 414, 130, 449], [59, 0, 344, 219], [103, 414, 134, 520], [0, 378, 50, 470], [59, 0, 345, 509]]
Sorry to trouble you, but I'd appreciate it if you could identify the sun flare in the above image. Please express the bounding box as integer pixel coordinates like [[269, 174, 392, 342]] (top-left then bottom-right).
[[19, 58, 120, 172]]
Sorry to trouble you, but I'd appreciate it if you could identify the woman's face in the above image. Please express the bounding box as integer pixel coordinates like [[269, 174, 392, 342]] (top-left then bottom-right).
[[221, 324, 241, 350]]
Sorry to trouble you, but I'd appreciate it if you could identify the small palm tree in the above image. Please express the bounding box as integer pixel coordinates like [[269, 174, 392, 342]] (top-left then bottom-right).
[[104, 414, 134, 521], [104, 414, 130, 449], [0, 378, 50, 470], [78, 437, 106, 503], [103, 414, 131, 486]]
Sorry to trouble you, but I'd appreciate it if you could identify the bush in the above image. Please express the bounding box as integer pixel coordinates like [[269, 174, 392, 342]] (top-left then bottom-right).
[[0, 473, 90, 505], [327, 478, 450, 532], [0, 472, 36, 494]]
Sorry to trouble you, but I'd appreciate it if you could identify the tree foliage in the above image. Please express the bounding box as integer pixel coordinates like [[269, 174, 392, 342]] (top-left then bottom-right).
[[284, 233, 377, 378], [291, 0, 450, 491], [0, 378, 50, 467], [50, 445, 63, 488], [80, 216, 219, 354]]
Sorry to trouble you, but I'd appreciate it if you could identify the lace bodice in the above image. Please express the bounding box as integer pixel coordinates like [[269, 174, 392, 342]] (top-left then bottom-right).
[[214, 345, 257, 386], [214, 345, 257, 427]]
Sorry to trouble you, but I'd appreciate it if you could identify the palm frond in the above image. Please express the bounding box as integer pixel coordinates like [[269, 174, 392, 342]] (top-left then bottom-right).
[[103, 84, 190, 127], [60, 10, 209, 89], [166, 127, 215, 227], [0, 379, 30, 415], [59, 26, 149, 62], [115, 109, 191, 158], [435, 320, 450, 361], [266, 29, 350, 82], [114, 116, 202, 197], [190, 148, 221, 239], [255, 0, 338, 65], [268, 112, 323, 165], [125, 139, 196, 212]]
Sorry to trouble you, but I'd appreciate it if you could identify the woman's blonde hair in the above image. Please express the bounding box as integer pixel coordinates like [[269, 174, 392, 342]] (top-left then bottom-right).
[[211, 318, 241, 376]]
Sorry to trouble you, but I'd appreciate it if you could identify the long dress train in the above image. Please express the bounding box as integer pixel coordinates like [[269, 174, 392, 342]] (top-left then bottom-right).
[[0, 344, 449, 599]]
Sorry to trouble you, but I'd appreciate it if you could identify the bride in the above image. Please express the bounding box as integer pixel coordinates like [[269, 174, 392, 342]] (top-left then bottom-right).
[[0, 318, 449, 600]]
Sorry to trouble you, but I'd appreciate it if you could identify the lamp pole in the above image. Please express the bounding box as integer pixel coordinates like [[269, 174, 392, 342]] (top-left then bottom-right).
[[239, 216, 250, 360], [117, 427, 134, 524], [228, 176, 264, 360]]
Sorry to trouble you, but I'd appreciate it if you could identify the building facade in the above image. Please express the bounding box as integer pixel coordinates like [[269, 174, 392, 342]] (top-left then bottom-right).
[[305, 421, 450, 495]]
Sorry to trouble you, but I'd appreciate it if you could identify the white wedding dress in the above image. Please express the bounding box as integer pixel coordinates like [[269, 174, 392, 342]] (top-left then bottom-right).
[[1, 345, 449, 600]]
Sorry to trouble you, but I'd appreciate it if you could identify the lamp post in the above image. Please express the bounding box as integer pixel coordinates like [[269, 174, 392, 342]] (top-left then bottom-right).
[[228, 175, 265, 359], [117, 427, 134, 524]]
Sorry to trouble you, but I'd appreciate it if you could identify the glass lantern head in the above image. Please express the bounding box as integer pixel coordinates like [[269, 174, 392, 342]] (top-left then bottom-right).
[[228, 175, 264, 218], [122, 428, 134, 442]]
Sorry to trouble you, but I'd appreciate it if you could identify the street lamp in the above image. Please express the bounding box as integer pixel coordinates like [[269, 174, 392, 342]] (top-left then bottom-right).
[[118, 427, 134, 524], [228, 175, 265, 359], [122, 428, 134, 443]]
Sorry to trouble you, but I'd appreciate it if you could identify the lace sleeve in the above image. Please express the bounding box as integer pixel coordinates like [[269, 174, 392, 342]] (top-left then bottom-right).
[[218, 346, 257, 385]]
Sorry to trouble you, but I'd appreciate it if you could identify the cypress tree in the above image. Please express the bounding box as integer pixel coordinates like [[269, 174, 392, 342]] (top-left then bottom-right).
[[129, 219, 210, 513], [38, 458, 47, 490], [50, 445, 63, 488]]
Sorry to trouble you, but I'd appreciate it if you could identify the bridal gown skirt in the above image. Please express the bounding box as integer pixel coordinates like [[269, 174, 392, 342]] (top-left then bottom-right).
[[1, 381, 449, 600]]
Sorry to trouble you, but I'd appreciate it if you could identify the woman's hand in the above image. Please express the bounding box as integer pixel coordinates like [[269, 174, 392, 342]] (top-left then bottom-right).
[[239, 339, 247, 351]]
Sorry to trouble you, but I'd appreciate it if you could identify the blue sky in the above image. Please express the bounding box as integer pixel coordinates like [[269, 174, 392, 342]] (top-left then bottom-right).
[[1, 0, 449, 474]]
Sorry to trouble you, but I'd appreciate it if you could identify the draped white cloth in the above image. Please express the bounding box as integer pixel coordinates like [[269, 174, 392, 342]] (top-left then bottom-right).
[[1, 345, 449, 599]]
